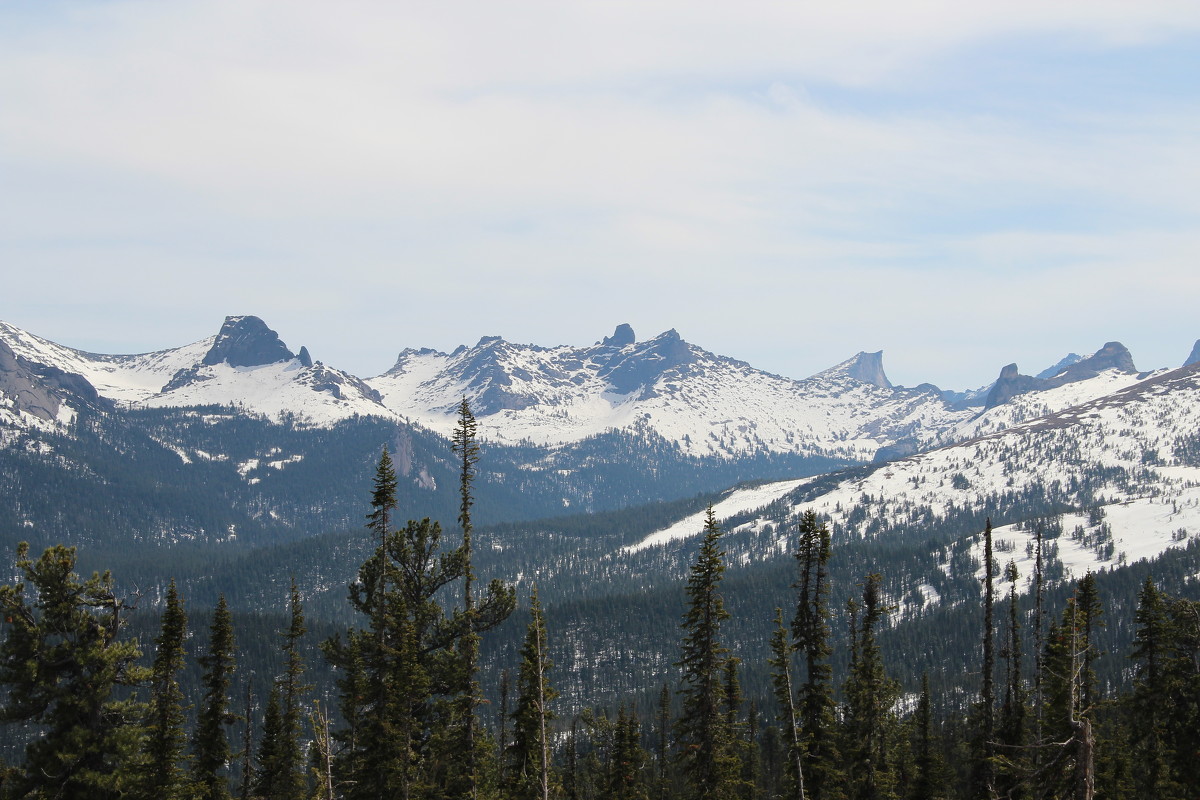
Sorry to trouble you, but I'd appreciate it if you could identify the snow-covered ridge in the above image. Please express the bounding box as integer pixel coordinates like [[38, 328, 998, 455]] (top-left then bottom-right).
[[2, 316, 1196, 470], [0, 320, 215, 405], [368, 327, 974, 459], [627, 362, 1200, 585], [0, 318, 393, 426]]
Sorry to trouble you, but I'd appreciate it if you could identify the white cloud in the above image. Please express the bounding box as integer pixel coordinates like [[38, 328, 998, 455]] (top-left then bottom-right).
[[1, 1, 1198, 387]]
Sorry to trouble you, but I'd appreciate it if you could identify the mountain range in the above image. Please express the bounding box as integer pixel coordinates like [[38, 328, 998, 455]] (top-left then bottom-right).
[[7, 314, 1190, 460], [4, 313, 1200, 710]]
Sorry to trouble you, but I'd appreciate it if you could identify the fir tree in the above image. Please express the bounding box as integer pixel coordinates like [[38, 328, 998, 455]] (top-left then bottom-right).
[[0, 543, 148, 799], [255, 685, 287, 799], [676, 507, 740, 800], [191, 595, 237, 800]]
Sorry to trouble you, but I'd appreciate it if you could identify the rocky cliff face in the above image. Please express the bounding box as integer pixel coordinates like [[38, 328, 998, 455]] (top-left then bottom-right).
[[202, 316, 297, 367], [0, 339, 105, 421], [985, 342, 1137, 409]]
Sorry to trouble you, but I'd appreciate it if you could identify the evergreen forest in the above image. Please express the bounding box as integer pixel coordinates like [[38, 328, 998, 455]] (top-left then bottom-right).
[[2, 402, 1200, 800]]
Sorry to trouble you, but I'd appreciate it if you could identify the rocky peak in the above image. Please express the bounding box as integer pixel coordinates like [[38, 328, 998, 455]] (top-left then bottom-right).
[[601, 323, 636, 348], [985, 342, 1137, 409], [843, 351, 891, 389], [1185, 340, 1200, 367], [813, 350, 893, 389], [202, 316, 295, 368]]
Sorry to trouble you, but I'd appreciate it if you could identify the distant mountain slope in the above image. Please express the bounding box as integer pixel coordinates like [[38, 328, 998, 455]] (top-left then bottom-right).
[[369, 325, 974, 460], [627, 361, 1200, 595], [0, 317, 392, 425]]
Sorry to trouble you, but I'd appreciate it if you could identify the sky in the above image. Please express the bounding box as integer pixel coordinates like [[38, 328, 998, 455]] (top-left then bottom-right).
[[2, 1, 1199, 391]]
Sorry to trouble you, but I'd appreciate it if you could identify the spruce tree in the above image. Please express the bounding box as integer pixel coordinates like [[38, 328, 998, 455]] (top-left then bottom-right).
[[138, 579, 190, 800], [191, 595, 237, 800], [676, 507, 740, 800], [279, 578, 310, 799], [611, 705, 650, 800]]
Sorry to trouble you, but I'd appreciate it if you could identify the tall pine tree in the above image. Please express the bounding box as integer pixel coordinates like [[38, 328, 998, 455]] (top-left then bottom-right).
[[191, 595, 237, 800], [138, 579, 190, 800], [507, 585, 556, 800], [0, 543, 147, 800]]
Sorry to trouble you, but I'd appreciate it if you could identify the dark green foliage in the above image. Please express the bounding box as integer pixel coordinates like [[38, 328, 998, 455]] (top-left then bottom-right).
[[768, 609, 804, 800], [191, 595, 237, 800], [507, 585, 556, 800], [792, 510, 838, 800], [0, 543, 148, 799], [676, 507, 741, 800], [138, 579, 190, 800], [842, 574, 898, 800], [908, 675, 947, 800], [967, 519, 996, 800], [255, 580, 309, 800], [452, 398, 484, 800]]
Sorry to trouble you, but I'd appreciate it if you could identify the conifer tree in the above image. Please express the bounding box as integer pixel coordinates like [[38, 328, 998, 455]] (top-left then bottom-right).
[[1127, 577, 1179, 799], [452, 397, 484, 800], [611, 705, 650, 800], [768, 608, 805, 800], [138, 579, 190, 800], [367, 446, 398, 551], [968, 518, 997, 800], [997, 561, 1027, 798], [278, 578, 310, 799], [791, 510, 837, 800], [239, 681, 255, 800], [842, 573, 898, 800], [1074, 573, 1104, 713], [0, 543, 147, 799], [508, 585, 556, 800], [676, 507, 740, 800], [257, 581, 309, 800], [255, 685, 287, 799], [191, 595, 237, 800], [657, 683, 672, 800], [909, 674, 946, 800]]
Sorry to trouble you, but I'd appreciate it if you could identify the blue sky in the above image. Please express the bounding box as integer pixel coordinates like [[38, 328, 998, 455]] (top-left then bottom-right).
[[2, 1, 1198, 389]]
